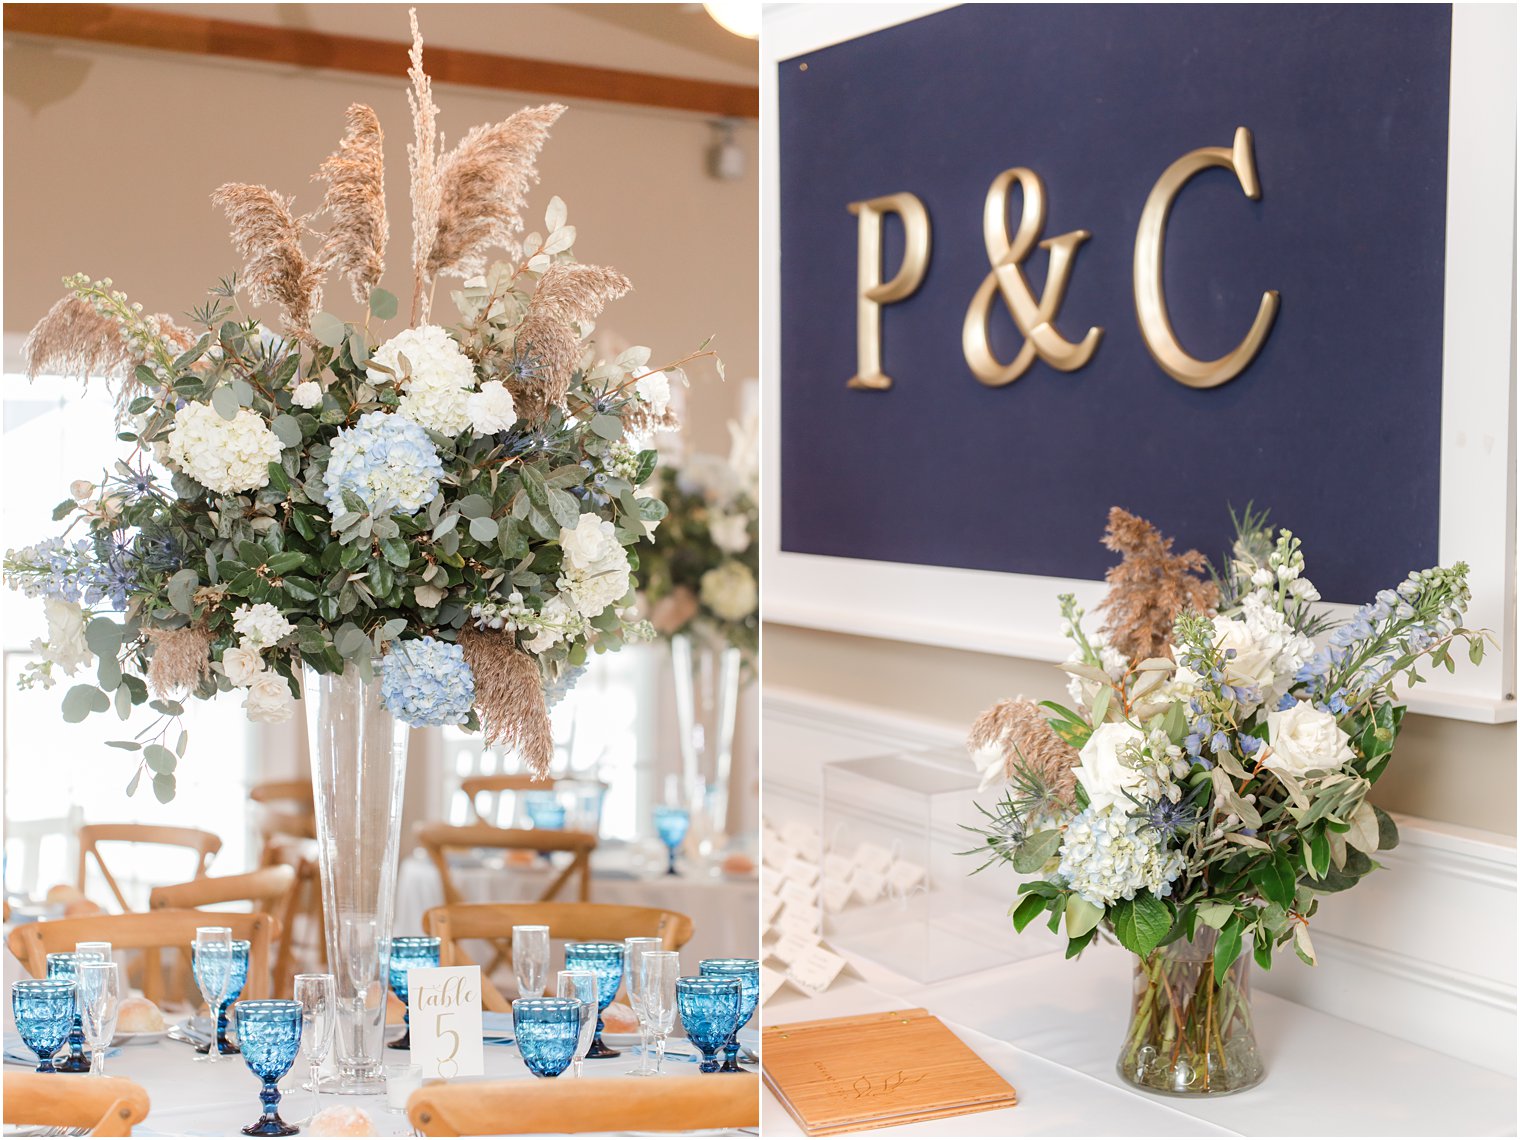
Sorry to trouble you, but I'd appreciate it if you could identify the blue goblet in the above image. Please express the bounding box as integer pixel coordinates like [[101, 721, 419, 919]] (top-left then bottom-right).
[[675, 976, 741, 1074], [387, 936, 440, 1050], [563, 941, 624, 1059], [654, 806, 690, 876], [524, 792, 567, 831], [12, 980, 76, 1073], [512, 998, 581, 1078], [192, 940, 250, 1055], [234, 1000, 303, 1137], [46, 951, 105, 1072], [698, 958, 760, 1072]]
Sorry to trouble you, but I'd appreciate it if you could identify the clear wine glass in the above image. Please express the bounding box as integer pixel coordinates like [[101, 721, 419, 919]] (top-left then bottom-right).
[[192, 927, 234, 1065], [555, 970, 598, 1078], [640, 951, 680, 1077], [622, 937, 662, 1076], [512, 925, 550, 999], [76, 961, 120, 1078], [293, 973, 336, 1120]]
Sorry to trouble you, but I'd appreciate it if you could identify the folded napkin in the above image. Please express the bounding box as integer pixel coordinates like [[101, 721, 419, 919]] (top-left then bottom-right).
[[3, 1037, 120, 1066], [481, 1011, 513, 1044]]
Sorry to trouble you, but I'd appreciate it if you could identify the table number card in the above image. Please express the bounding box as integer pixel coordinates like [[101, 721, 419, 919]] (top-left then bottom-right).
[[407, 965, 485, 1079]]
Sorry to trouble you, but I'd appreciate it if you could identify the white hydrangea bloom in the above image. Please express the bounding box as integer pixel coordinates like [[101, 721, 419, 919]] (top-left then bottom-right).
[[291, 381, 324, 409], [558, 513, 632, 619], [700, 560, 757, 621], [708, 512, 750, 555], [165, 402, 282, 496], [372, 325, 477, 436], [232, 602, 295, 648], [1057, 803, 1184, 907], [467, 380, 518, 434]]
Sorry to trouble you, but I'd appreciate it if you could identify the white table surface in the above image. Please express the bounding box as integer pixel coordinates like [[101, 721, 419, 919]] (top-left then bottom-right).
[[760, 934, 1517, 1137], [394, 849, 760, 972]]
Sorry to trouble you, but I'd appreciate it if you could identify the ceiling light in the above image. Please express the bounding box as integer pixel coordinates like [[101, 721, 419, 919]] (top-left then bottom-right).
[[703, 2, 759, 39]]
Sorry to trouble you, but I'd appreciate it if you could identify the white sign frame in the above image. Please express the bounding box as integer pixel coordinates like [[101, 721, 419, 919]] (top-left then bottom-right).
[[760, 3, 1516, 723]]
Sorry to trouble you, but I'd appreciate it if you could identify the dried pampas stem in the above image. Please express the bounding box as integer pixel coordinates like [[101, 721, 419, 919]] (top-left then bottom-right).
[[967, 697, 1079, 804], [406, 7, 442, 325], [211, 184, 323, 338], [428, 103, 566, 283], [146, 627, 213, 697], [1097, 506, 1218, 664], [513, 263, 632, 418], [459, 625, 554, 778], [314, 103, 388, 302]]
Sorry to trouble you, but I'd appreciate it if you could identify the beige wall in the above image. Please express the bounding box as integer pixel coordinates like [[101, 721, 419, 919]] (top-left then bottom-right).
[[764, 622, 1518, 837], [3, 13, 756, 452]]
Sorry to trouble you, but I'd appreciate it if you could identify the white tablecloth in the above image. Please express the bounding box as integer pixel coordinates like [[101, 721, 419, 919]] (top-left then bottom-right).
[[394, 850, 759, 973], [761, 932, 1516, 1136]]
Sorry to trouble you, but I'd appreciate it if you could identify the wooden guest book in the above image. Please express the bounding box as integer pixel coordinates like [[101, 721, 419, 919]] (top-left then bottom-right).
[[761, 1007, 1018, 1135]]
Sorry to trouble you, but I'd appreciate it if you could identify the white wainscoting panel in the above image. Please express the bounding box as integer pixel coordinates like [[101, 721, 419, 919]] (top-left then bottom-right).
[[762, 686, 1518, 1074]]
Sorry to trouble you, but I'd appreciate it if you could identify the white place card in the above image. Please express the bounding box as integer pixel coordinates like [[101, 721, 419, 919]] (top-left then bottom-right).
[[786, 945, 850, 994], [822, 852, 855, 882], [774, 902, 820, 938], [759, 964, 788, 1005], [821, 878, 855, 913], [768, 930, 820, 967], [761, 892, 785, 927], [855, 841, 896, 874], [762, 838, 797, 871], [852, 866, 887, 904], [782, 856, 820, 887], [779, 878, 819, 908], [406, 965, 485, 1080], [887, 859, 928, 894], [780, 821, 821, 857]]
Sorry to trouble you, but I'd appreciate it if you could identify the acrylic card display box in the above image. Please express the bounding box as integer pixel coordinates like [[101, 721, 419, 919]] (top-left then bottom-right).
[[820, 749, 1056, 982]]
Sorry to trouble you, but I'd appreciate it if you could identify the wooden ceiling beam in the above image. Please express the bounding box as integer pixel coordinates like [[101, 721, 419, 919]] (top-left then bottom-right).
[[3, 4, 758, 119]]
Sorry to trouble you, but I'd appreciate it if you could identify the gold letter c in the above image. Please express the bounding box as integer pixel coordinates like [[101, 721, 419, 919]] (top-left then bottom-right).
[[1134, 126, 1280, 389]]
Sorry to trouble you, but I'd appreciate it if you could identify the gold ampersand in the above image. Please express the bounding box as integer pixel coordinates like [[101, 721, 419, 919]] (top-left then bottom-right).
[[962, 168, 1103, 386]]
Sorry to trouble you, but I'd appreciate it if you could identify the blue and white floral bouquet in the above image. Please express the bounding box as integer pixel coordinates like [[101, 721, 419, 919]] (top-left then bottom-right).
[[964, 506, 1490, 1092], [3, 13, 715, 800]]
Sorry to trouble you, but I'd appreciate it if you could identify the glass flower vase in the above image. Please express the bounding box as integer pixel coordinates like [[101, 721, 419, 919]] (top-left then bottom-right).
[[304, 664, 409, 1094], [1118, 928, 1264, 1096], [669, 632, 742, 854]]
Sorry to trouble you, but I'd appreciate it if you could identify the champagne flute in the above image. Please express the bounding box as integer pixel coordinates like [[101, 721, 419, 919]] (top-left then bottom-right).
[[293, 973, 336, 1120], [512, 925, 549, 999], [623, 937, 662, 1076], [76, 961, 120, 1077], [640, 951, 679, 1077], [192, 927, 234, 1064], [555, 970, 598, 1079]]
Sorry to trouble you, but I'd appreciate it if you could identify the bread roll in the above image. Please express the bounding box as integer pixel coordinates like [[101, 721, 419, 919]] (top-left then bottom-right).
[[306, 1106, 375, 1136], [116, 997, 167, 1033]]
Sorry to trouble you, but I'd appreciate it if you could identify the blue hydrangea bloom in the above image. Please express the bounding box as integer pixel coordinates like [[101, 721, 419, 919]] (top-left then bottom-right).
[[380, 636, 475, 726], [323, 412, 444, 519]]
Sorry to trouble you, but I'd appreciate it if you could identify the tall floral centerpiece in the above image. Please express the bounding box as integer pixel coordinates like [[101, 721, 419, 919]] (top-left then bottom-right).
[[639, 414, 758, 841], [4, 12, 712, 1093], [964, 507, 1489, 1096]]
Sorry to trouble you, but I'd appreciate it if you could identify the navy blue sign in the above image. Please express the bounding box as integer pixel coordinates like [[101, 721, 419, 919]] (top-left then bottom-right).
[[778, 4, 1451, 603]]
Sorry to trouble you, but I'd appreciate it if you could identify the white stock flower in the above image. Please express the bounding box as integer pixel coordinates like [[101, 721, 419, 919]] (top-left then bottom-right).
[[243, 673, 295, 723], [39, 599, 93, 676], [558, 514, 632, 619], [232, 603, 295, 648], [708, 512, 750, 555], [1069, 721, 1150, 814], [466, 380, 517, 435], [1264, 701, 1355, 778], [700, 560, 757, 622], [1209, 595, 1315, 709], [290, 381, 323, 409], [165, 402, 282, 496], [523, 595, 576, 654], [634, 369, 671, 416], [372, 325, 477, 436], [221, 644, 266, 687]]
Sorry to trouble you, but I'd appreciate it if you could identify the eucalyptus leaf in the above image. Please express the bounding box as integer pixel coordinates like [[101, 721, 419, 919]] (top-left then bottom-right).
[[1012, 829, 1063, 873], [368, 287, 398, 321], [310, 312, 347, 348], [210, 385, 239, 421], [468, 516, 500, 543]]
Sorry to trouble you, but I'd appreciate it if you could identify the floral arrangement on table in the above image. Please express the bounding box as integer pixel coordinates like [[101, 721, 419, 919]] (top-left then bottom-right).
[[638, 412, 759, 665], [963, 506, 1490, 1094], [2, 12, 716, 802]]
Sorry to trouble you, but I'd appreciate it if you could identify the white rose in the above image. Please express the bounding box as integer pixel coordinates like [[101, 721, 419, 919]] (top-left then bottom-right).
[[466, 380, 517, 435], [221, 644, 266, 687], [634, 369, 671, 416], [243, 673, 295, 723], [558, 514, 631, 619], [699, 560, 757, 622], [41, 598, 93, 676], [1070, 721, 1150, 814], [1264, 701, 1355, 778], [708, 512, 750, 554], [291, 381, 323, 409], [232, 603, 295, 648], [1211, 616, 1279, 697]]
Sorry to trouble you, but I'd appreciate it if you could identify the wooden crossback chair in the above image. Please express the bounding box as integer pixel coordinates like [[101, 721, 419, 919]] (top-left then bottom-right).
[[422, 901, 694, 1013], [77, 823, 221, 913], [4, 1073, 151, 1136], [409, 1073, 759, 1135], [459, 773, 547, 828], [149, 866, 296, 1000], [249, 780, 316, 862], [249, 780, 326, 990], [7, 908, 279, 1006]]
